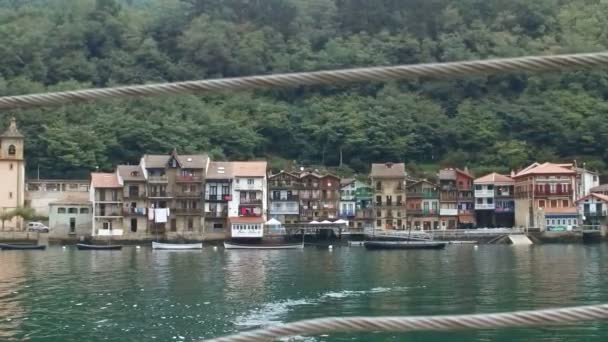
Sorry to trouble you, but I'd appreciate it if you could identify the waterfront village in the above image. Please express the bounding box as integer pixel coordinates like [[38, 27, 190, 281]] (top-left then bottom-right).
[[1, 117, 608, 242]]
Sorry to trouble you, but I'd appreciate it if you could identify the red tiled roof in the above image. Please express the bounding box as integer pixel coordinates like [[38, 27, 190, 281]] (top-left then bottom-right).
[[514, 162, 576, 178], [371, 163, 406, 178], [576, 193, 608, 203], [232, 161, 267, 177], [207, 161, 234, 179], [455, 168, 474, 179], [229, 217, 265, 224], [544, 207, 577, 214], [91, 172, 121, 188], [474, 172, 514, 184]]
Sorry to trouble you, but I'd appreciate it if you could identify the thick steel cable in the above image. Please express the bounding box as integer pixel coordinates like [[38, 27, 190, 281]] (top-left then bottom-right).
[[2, 52, 608, 110], [208, 303, 608, 342]]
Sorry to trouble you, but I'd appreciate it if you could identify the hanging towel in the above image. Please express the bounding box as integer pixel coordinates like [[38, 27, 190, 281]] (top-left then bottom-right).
[[148, 208, 155, 221], [166, 208, 170, 217], [154, 208, 168, 223]]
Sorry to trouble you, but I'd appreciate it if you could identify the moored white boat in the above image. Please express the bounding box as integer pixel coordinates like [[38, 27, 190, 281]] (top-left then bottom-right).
[[223, 242, 304, 250], [152, 242, 203, 250]]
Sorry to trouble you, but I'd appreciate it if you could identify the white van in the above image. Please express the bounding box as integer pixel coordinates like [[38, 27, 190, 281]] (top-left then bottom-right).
[[27, 222, 49, 233]]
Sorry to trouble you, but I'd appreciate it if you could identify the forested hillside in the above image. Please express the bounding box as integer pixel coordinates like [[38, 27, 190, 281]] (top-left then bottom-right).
[[1, 0, 608, 178]]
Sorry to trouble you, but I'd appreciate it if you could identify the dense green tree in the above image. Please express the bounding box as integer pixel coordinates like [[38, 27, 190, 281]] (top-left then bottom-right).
[[0, 0, 607, 178]]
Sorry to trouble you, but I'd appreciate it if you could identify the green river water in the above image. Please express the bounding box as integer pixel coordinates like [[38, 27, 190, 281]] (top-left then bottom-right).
[[0, 244, 607, 341]]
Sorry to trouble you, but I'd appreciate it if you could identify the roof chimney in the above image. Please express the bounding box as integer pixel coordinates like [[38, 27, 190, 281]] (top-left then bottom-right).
[[464, 166, 469, 173], [386, 162, 393, 168], [510, 170, 515, 177]]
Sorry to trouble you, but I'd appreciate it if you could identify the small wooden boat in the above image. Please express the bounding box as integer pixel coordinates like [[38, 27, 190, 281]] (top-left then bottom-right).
[[0, 243, 46, 250], [152, 242, 202, 250], [224, 242, 304, 250], [364, 241, 447, 250], [76, 243, 122, 251]]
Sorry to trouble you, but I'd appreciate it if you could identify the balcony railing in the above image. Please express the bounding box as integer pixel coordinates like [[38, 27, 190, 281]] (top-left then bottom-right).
[[495, 192, 513, 197], [176, 175, 203, 182], [355, 209, 374, 219], [407, 191, 438, 199], [474, 190, 494, 197], [439, 208, 458, 216], [175, 191, 202, 198], [239, 198, 263, 205], [271, 195, 299, 201], [149, 192, 172, 198], [408, 209, 438, 215], [205, 210, 228, 218], [148, 175, 168, 183], [583, 211, 608, 217], [95, 212, 122, 217], [123, 208, 147, 216], [458, 209, 474, 215], [234, 183, 263, 190], [173, 208, 202, 215], [206, 194, 232, 201], [495, 206, 514, 213], [440, 194, 458, 201], [475, 203, 495, 210], [534, 190, 573, 196], [124, 192, 145, 199], [339, 211, 356, 218]]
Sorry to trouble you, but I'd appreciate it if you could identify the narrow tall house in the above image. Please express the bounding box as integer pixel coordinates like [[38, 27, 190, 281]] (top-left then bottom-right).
[[438, 169, 458, 229], [141, 150, 209, 235], [456, 168, 475, 227], [228, 161, 268, 238], [514, 162, 577, 231], [204, 162, 233, 234], [90, 171, 123, 236], [0, 118, 25, 229], [339, 178, 357, 223], [268, 171, 301, 224], [406, 180, 439, 230], [299, 171, 340, 221], [370, 162, 407, 230], [117, 165, 147, 237], [474, 173, 515, 228]]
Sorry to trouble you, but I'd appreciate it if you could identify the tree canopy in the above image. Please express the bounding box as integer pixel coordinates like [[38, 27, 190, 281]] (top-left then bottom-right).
[[1, 0, 608, 178]]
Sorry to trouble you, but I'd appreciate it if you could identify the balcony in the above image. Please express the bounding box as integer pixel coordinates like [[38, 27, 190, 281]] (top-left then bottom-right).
[[534, 190, 573, 196], [458, 195, 474, 202], [458, 209, 474, 215], [270, 204, 299, 215], [408, 209, 438, 216], [271, 195, 299, 201], [95, 211, 122, 218], [495, 191, 513, 198], [440, 208, 458, 216], [474, 189, 494, 197], [175, 191, 202, 198], [176, 175, 203, 183], [207, 194, 232, 202], [149, 192, 172, 198], [407, 191, 438, 199], [124, 191, 146, 199], [148, 175, 168, 183], [239, 198, 263, 205], [123, 208, 147, 216], [583, 211, 608, 217], [234, 182, 263, 191], [173, 208, 202, 215], [205, 210, 228, 218], [495, 206, 514, 213], [440, 194, 458, 202], [339, 210, 356, 218], [356, 209, 374, 219], [475, 203, 495, 210]]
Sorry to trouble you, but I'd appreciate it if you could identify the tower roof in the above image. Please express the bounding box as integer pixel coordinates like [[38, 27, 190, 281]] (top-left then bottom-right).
[[0, 117, 24, 138]]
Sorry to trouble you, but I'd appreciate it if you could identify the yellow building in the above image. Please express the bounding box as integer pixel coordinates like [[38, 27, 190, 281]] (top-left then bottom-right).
[[0, 118, 26, 230]]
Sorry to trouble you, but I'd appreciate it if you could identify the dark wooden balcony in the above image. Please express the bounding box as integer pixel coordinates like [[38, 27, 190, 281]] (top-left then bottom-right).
[[205, 210, 228, 218], [175, 191, 202, 198], [176, 175, 203, 182], [206, 194, 232, 202], [271, 195, 299, 201]]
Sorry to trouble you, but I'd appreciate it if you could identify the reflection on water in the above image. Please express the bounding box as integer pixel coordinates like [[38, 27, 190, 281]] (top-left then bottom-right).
[[0, 245, 607, 341]]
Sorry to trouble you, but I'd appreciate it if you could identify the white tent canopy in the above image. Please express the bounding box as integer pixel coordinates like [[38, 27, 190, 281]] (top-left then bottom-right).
[[320, 220, 332, 224], [265, 218, 282, 226], [334, 219, 348, 224], [309, 220, 320, 224]]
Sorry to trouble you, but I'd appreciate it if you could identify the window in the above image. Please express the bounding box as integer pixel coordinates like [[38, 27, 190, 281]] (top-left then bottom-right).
[[376, 181, 382, 190], [551, 200, 557, 208], [131, 218, 137, 232], [170, 219, 177, 232], [103, 221, 112, 230], [376, 196, 382, 205], [9, 163, 13, 170], [80, 208, 89, 214], [8, 145, 16, 156], [68, 208, 78, 214], [248, 179, 254, 185], [476, 198, 483, 204], [475, 185, 482, 190], [58, 207, 66, 214], [377, 210, 382, 217], [487, 185, 494, 190], [376, 220, 382, 227], [539, 200, 545, 208], [9, 192, 12, 199], [562, 200, 569, 207], [69, 218, 76, 233], [488, 198, 494, 204], [213, 223, 223, 230], [188, 218, 194, 231]]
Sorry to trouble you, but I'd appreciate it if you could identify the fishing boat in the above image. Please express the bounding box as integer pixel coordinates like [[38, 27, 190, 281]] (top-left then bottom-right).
[[76, 243, 122, 251], [152, 242, 203, 250], [224, 242, 304, 250], [364, 241, 447, 250], [0, 243, 46, 250]]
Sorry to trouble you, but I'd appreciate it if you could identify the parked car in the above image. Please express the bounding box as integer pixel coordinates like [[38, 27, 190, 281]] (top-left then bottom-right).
[[27, 222, 49, 233]]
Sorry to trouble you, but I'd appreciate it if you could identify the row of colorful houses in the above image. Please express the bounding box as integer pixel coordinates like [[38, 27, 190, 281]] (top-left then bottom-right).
[[2, 118, 606, 240]]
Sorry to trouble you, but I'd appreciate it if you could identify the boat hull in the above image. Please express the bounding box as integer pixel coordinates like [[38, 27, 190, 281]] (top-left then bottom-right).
[[364, 241, 447, 250], [152, 242, 202, 250], [0, 244, 46, 250], [76, 243, 122, 250], [224, 242, 304, 250]]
